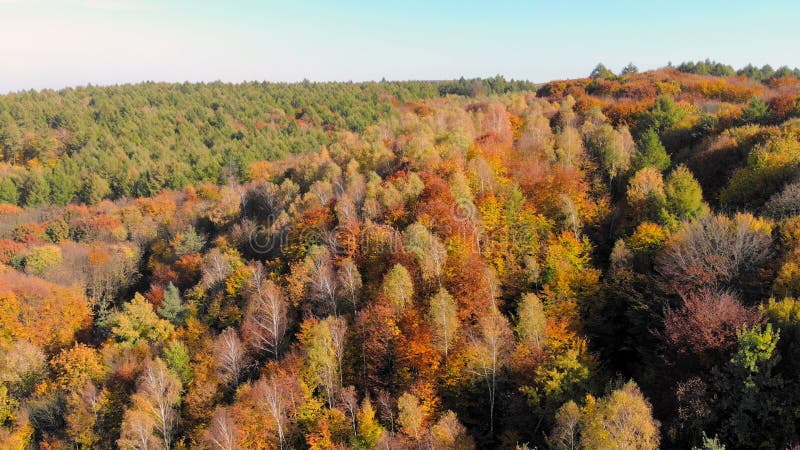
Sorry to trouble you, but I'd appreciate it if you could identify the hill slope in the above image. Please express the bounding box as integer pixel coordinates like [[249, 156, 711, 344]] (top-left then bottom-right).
[[1, 68, 800, 449]]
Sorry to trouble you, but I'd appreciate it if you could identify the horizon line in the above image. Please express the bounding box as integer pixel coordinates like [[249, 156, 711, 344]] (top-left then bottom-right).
[[3, 60, 799, 96]]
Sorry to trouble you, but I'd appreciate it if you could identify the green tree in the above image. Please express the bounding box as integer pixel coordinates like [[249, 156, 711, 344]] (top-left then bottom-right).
[[636, 96, 686, 138], [665, 165, 707, 221], [0, 177, 19, 205], [21, 171, 51, 206], [712, 324, 788, 449], [163, 340, 193, 386], [24, 245, 62, 277], [47, 167, 78, 205], [45, 219, 70, 243], [633, 129, 671, 171], [80, 173, 111, 205], [621, 62, 639, 75], [158, 283, 187, 326], [174, 226, 205, 257], [741, 97, 770, 125], [692, 433, 726, 450], [590, 63, 615, 79], [0, 113, 22, 165]]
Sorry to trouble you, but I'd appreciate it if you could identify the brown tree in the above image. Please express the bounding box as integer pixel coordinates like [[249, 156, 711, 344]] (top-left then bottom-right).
[[656, 213, 772, 296], [660, 289, 762, 371]]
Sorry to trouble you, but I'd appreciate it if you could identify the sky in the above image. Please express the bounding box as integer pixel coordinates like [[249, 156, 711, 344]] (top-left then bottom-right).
[[1, 0, 799, 93]]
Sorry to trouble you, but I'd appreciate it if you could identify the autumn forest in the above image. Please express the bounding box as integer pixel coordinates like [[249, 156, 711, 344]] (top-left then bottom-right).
[[2, 61, 800, 449]]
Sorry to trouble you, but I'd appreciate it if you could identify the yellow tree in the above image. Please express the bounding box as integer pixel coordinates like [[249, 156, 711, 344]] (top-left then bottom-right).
[[427, 288, 459, 362], [299, 317, 347, 408], [382, 264, 414, 313], [397, 392, 426, 443], [551, 381, 660, 450], [404, 222, 447, 285], [353, 397, 383, 450], [111, 293, 174, 347], [429, 411, 475, 449], [516, 293, 547, 353]]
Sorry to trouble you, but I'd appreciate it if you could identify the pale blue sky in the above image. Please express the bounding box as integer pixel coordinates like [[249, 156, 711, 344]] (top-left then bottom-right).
[[1, 0, 798, 92]]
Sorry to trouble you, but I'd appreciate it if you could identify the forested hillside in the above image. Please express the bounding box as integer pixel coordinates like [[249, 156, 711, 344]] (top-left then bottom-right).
[[0, 77, 534, 206], [1, 64, 800, 449]]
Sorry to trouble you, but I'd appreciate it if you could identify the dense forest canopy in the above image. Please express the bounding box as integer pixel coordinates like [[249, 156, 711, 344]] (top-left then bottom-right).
[[1, 62, 800, 449], [0, 77, 535, 206]]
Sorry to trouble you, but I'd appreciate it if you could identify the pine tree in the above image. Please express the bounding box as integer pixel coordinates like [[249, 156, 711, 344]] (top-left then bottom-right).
[[158, 283, 187, 326], [634, 128, 670, 171]]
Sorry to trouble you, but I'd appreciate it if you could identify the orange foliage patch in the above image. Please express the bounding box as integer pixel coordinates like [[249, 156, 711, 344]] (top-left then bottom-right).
[[135, 194, 177, 218], [0, 268, 91, 352], [0, 239, 25, 264], [0, 203, 23, 216], [247, 160, 274, 181], [603, 99, 653, 125], [686, 76, 763, 102]]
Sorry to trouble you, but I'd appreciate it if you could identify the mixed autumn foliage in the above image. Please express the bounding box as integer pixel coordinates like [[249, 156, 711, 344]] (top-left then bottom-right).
[[1, 62, 800, 449]]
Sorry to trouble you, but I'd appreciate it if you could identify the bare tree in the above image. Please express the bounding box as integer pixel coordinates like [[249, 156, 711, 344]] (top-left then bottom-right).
[[516, 293, 546, 353], [119, 358, 181, 450], [308, 248, 339, 316], [328, 316, 348, 388], [205, 407, 238, 450], [549, 401, 581, 450], [337, 258, 363, 312], [214, 328, 248, 385], [340, 385, 359, 438], [253, 374, 300, 450], [397, 392, 425, 442], [429, 410, 475, 450], [118, 409, 156, 450], [404, 223, 447, 285], [201, 248, 234, 289], [467, 305, 512, 436], [376, 390, 397, 436], [428, 288, 458, 362], [656, 213, 772, 295], [659, 289, 762, 371], [242, 264, 289, 360]]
